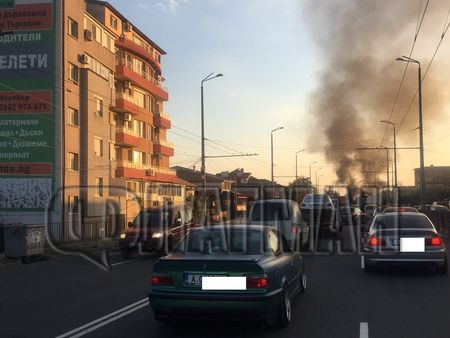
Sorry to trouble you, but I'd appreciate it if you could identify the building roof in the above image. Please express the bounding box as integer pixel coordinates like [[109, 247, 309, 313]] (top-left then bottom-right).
[[86, 0, 167, 54], [171, 166, 224, 184]]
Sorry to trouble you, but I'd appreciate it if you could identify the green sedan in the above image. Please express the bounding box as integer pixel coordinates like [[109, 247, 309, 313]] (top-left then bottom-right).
[[148, 225, 307, 327]]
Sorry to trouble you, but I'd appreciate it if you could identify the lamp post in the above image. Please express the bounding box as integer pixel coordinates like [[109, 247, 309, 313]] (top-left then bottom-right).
[[201, 72, 223, 224], [270, 127, 284, 182], [380, 120, 397, 188], [315, 167, 322, 193], [396, 56, 426, 208], [379, 145, 390, 193], [295, 149, 306, 182], [309, 161, 317, 189], [317, 174, 324, 193]]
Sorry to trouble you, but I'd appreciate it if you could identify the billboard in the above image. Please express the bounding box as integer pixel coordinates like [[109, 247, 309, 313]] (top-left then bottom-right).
[[0, 0, 57, 211]]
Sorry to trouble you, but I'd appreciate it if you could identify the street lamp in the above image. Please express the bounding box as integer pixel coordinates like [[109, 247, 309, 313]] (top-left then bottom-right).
[[315, 167, 322, 192], [317, 174, 324, 193], [295, 149, 306, 182], [396, 56, 426, 208], [270, 127, 284, 182], [379, 145, 390, 193], [309, 161, 317, 187], [380, 120, 397, 188], [201, 72, 223, 224]]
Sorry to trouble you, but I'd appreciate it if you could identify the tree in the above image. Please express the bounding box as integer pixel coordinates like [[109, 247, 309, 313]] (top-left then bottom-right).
[[288, 176, 312, 188]]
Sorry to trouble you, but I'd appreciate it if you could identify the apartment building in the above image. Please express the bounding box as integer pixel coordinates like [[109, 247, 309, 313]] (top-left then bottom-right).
[[63, 0, 183, 223]]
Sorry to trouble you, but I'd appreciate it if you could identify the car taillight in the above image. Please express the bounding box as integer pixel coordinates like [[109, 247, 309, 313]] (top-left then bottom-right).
[[291, 225, 297, 236], [246, 275, 269, 289], [151, 273, 174, 286], [368, 235, 386, 247], [426, 237, 442, 247]]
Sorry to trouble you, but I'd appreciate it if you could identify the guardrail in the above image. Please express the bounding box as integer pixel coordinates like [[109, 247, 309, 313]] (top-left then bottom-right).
[[423, 208, 450, 239]]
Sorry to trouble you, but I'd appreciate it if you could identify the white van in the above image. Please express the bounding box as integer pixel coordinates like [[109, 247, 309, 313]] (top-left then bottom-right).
[[248, 199, 309, 250]]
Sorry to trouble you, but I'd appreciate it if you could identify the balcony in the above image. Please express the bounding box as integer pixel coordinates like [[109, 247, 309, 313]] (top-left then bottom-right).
[[153, 111, 171, 129], [114, 92, 153, 124], [115, 58, 168, 101], [115, 36, 161, 73], [115, 128, 141, 147], [115, 161, 177, 182], [153, 139, 174, 157]]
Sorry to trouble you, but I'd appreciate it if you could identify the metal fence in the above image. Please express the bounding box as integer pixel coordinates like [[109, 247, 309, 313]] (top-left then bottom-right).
[[47, 215, 125, 243]]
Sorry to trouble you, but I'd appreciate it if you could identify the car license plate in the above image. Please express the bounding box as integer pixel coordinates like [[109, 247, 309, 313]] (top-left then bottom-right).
[[400, 238, 425, 252], [184, 274, 203, 286]]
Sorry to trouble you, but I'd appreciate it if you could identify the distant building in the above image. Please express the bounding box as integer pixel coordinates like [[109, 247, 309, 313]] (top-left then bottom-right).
[[414, 166, 450, 191]]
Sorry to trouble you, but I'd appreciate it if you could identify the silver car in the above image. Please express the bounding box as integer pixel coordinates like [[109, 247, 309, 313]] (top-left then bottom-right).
[[363, 212, 447, 273]]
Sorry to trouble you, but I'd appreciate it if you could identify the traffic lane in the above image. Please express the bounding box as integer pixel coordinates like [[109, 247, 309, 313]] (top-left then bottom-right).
[[84, 245, 366, 338], [0, 252, 158, 338], [359, 262, 450, 338]]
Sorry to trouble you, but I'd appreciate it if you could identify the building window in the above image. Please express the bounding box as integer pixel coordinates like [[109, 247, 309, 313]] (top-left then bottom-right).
[[95, 97, 104, 117], [68, 107, 79, 126], [68, 63, 79, 83], [68, 18, 78, 38], [94, 137, 103, 157], [127, 149, 133, 162], [68, 195, 79, 213], [109, 143, 116, 161], [110, 15, 118, 29], [95, 177, 104, 196], [67, 152, 79, 171]]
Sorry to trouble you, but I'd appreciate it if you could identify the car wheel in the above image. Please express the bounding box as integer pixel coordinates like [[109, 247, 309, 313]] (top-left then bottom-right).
[[120, 248, 132, 259], [277, 285, 292, 328], [437, 257, 448, 274], [299, 263, 307, 293]]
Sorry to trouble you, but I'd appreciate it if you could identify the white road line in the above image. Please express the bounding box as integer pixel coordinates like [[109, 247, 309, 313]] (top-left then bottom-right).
[[55, 298, 149, 338], [360, 322, 369, 338], [361, 256, 365, 269], [110, 260, 134, 267]]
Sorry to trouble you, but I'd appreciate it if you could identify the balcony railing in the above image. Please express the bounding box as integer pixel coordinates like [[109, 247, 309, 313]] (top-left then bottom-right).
[[156, 111, 171, 120], [130, 35, 160, 64], [116, 92, 146, 109], [117, 161, 176, 175], [116, 58, 167, 91], [153, 138, 174, 149], [116, 127, 140, 138]]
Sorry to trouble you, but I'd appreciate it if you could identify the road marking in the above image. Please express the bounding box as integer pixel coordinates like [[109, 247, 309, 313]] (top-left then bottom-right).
[[361, 256, 365, 269], [360, 322, 369, 338], [55, 298, 149, 338], [110, 260, 134, 267]]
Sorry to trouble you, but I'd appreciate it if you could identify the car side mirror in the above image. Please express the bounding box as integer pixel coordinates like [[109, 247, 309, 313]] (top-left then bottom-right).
[[127, 221, 133, 228]]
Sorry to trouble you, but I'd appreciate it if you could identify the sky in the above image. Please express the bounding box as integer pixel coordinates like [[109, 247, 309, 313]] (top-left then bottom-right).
[[108, 0, 450, 188]]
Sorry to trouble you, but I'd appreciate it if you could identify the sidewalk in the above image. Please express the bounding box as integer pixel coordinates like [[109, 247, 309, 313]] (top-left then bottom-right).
[[0, 238, 120, 267]]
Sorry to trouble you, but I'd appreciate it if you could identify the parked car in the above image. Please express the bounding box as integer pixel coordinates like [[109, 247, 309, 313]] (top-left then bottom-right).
[[149, 225, 306, 327], [363, 212, 447, 273], [300, 194, 337, 235], [119, 205, 194, 258], [248, 199, 309, 250]]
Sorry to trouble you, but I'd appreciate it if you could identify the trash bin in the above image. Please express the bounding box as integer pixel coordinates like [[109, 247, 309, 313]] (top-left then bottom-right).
[[4, 224, 45, 260]]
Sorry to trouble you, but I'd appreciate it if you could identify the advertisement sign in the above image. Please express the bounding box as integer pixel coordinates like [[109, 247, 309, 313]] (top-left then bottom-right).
[[0, 0, 56, 211]]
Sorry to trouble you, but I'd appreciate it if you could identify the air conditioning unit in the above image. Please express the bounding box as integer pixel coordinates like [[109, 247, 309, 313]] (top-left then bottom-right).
[[79, 54, 89, 64], [123, 80, 132, 89], [84, 29, 93, 41], [124, 113, 132, 121], [124, 22, 132, 32], [145, 169, 154, 176]]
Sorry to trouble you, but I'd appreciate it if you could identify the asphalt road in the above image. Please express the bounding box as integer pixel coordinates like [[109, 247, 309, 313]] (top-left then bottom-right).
[[1, 225, 450, 338]]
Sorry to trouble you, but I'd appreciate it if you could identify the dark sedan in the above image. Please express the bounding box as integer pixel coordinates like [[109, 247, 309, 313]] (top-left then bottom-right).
[[363, 212, 447, 273], [149, 225, 306, 327]]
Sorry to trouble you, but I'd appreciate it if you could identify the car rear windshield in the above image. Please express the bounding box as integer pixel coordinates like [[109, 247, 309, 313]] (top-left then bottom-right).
[[303, 195, 329, 204], [372, 215, 433, 230], [175, 228, 266, 254], [251, 202, 290, 221]]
